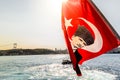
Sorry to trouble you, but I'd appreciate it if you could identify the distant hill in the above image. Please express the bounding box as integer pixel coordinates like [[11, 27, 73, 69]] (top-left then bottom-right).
[[0, 48, 68, 56], [109, 47, 120, 53], [0, 47, 119, 56]]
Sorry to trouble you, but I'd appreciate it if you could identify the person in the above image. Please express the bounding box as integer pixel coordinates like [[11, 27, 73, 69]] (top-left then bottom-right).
[[62, 59, 72, 65]]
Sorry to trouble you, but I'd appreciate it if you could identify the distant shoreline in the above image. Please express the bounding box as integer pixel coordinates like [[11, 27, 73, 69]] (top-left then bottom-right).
[[0, 48, 68, 56], [0, 48, 119, 56]]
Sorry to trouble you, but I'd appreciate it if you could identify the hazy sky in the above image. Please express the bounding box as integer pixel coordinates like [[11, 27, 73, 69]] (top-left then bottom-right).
[[0, 0, 120, 50]]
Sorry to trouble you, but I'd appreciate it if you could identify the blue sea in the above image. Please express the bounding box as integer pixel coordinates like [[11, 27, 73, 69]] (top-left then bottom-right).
[[0, 54, 120, 80]]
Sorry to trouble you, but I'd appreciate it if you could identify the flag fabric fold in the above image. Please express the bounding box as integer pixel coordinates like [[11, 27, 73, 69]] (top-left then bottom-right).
[[61, 0, 120, 76]]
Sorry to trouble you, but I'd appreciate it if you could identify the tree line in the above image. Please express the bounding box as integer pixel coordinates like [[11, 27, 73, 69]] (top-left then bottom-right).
[[0, 48, 68, 56]]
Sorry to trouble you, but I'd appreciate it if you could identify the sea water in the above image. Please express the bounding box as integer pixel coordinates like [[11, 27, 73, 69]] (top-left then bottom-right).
[[0, 54, 120, 80]]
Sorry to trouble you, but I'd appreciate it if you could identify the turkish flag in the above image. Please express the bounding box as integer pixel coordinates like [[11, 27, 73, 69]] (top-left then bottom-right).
[[62, 0, 120, 76]]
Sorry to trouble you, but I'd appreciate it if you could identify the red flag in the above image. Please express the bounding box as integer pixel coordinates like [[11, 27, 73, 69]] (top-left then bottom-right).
[[61, 0, 120, 76]]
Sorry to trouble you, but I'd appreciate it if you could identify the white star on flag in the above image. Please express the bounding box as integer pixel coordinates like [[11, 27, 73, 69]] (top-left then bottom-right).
[[64, 18, 73, 29]]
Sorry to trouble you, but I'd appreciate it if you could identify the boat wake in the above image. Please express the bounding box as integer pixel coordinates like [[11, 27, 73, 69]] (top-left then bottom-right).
[[25, 64, 116, 80]]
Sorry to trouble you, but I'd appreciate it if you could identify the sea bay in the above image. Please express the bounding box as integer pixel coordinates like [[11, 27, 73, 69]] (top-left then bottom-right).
[[0, 53, 120, 80]]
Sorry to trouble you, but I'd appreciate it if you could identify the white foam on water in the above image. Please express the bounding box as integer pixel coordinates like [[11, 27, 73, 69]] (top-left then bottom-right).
[[25, 64, 117, 80]]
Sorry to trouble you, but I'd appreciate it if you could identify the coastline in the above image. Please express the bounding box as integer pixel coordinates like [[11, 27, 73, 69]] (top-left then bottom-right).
[[0, 48, 119, 56], [0, 48, 68, 56]]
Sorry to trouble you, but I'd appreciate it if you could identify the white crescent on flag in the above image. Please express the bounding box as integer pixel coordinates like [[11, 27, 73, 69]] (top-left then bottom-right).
[[64, 17, 103, 53], [79, 18, 103, 53]]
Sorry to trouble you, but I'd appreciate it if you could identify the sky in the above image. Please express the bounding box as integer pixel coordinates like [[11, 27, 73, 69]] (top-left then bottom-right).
[[0, 0, 120, 50]]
